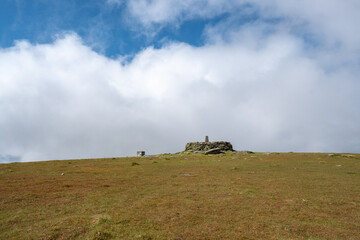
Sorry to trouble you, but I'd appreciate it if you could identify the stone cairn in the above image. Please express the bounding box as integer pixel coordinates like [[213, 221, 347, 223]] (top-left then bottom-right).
[[185, 136, 233, 155]]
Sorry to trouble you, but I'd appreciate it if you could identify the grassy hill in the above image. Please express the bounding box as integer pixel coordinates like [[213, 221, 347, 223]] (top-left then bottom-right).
[[1, 152, 360, 239]]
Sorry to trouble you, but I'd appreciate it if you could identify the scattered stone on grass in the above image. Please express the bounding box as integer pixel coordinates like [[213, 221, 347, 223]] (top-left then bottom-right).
[[235, 150, 255, 154]]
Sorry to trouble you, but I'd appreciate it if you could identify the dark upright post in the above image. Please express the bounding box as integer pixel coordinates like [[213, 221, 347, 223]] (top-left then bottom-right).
[[205, 136, 209, 142]]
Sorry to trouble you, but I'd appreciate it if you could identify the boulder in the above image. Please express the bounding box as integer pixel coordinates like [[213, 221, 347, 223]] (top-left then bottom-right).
[[205, 148, 223, 155]]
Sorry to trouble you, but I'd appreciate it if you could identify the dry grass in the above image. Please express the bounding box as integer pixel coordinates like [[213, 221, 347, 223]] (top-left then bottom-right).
[[1, 152, 360, 239]]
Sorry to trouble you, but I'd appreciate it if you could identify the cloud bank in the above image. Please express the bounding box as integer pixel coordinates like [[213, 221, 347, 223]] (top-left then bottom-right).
[[1, 0, 360, 162]]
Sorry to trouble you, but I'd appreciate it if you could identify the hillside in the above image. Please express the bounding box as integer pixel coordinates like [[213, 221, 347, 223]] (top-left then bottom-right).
[[1, 152, 360, 239]]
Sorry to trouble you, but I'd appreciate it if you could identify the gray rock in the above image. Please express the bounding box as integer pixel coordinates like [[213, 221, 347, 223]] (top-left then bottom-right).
[[205, 148, 223, 155], [137, 151, 145, 157], [182, 173, 193, 176]]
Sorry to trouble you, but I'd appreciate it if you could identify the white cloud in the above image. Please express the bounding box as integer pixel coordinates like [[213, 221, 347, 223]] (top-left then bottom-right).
[[106, 0, 123, 7], [126, 0, 234, 26], [1, 25, 359, 162], [125, 0, 360, 56]]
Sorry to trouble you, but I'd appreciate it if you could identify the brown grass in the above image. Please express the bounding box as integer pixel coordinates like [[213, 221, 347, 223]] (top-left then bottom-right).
[[0, 152, 360, 239]]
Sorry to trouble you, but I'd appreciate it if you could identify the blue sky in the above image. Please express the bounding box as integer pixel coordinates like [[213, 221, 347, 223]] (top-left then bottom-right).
[[1, 0, 360, 162], [0, 0, 237, 57], [0, 0, 151, 56]]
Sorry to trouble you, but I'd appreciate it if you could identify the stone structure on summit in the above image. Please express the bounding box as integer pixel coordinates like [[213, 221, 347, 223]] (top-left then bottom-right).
[[185, 136, 233, 155]]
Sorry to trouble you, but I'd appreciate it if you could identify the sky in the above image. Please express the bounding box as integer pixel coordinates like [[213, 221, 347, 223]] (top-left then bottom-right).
[[1, 0, 360, 163]]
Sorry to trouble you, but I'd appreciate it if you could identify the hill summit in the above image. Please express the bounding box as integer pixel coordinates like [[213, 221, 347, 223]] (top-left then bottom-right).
[[185, 136, 233, 154]]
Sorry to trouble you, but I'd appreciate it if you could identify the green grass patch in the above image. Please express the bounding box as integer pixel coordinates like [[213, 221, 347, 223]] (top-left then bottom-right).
[[1, 153, 360, 239]]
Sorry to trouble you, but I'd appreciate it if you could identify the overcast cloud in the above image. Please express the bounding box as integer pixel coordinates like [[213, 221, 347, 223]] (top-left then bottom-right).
[[1, 0, 360, 162]]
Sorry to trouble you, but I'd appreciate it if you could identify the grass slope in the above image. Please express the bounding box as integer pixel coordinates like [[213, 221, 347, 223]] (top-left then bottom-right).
[[1, 152, 360, 240]]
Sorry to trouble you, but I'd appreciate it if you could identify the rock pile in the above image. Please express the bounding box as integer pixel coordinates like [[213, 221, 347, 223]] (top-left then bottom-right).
[[185, 141, 233, 154]]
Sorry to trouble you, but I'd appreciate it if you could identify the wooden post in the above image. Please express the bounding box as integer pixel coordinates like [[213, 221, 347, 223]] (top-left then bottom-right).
[[205, 136, 209, 142]]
